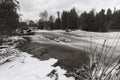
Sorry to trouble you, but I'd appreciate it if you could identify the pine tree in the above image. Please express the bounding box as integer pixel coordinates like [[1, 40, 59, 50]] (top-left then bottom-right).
[[38, 10, 48, 29], [110, 10, 120, 29], [29, 20, 37, 27], [106, 8, 113, 29], [61, 11, 68, 30], [87, 10, 96, 31], [55, 11, 61, 29], [80, 10, 96, 31], [68, 8, 79, 29], [94, 9, 107, 32], [80, 11, 89, 31], [0, 0, 19, 34], [49, 15, 54, 30], [38, 19, 44, 29]]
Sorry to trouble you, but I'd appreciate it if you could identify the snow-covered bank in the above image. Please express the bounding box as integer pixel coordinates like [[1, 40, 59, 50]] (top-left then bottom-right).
[[0, 52, 74, 80], [0, 36, 26, 64], [0, 36, 74, 80]]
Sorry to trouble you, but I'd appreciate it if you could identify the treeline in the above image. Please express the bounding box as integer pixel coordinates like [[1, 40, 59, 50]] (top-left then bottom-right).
[[38, 9, 79, 30], [1, 0, 120, 34], [38, 8, 120, 32]]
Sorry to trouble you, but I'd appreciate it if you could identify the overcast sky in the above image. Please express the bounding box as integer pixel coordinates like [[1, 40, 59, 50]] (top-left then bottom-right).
[[18, 0, 120, 21]]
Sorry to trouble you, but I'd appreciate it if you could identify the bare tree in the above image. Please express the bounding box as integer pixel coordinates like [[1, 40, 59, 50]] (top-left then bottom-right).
[[39, 10, 48, 21]]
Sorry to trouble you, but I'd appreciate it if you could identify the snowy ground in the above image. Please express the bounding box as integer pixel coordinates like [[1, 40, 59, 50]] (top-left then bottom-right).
[[0, 52, 74, 80], [0, 36, 74, 80]]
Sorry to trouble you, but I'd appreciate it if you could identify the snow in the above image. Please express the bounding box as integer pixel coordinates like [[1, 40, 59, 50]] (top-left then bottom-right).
[[0, 52, 74, 80], [0, 36, 74, 80], [35, 30, 65, 33], [1, 36, 25, 48]]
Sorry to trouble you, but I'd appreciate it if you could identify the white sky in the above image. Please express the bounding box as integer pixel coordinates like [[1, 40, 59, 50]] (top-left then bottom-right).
[[18, 0, 120, 21]]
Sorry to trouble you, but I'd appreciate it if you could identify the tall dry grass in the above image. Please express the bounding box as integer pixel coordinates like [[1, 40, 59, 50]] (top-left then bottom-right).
[[65, 34, 120, 80], [87, 34, 120, 80]]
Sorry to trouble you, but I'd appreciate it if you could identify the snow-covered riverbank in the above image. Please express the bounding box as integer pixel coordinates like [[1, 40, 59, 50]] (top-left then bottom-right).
[[0, 52, 74, 80], [0, 36, 74, 80]]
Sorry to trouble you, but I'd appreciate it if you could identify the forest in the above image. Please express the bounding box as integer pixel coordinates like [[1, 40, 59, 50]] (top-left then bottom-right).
[[1, 0, 120, 35]]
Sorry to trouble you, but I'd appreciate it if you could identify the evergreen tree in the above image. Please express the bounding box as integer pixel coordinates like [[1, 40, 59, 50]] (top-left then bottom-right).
[[38, 10, 48, 29], [94, 9, 107, 32], [106, 8, 112, 20], [87, 10, 96, 31], [80, 11, 96, 31], [68, 8, 79, 29], [61, 11, 68, 30], [106, 8, 113, 29], [80, 11, 89, 31], [55, 11, 61, 29], [19, 21, 28, 27], [110, 10, 120, 29], [29, 20, 37, 27], [49, 15, 54, 30], [38, 19, 44, 29], [0, 0, 19, 34]]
